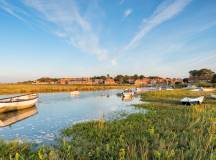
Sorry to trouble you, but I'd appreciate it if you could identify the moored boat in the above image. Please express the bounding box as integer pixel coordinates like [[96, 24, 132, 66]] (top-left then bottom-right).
[[70, 91, 80, 96], [122, 89, 134, 98], [0, 94, 38, 113], [180, 96, 204, 105]]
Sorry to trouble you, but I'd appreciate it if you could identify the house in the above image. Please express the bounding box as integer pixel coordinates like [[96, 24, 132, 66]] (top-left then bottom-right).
[[93, 79, 104, 85], [135, 78, 151, 86], [104, 78, 116, 85], [127, 78, 135, 84], [189, 76, 212, 83], [59, 77, 94, 85]]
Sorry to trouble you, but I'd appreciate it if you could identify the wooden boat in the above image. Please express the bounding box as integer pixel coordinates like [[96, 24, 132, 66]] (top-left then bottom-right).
[[0, 94, 38, 113], [70, 91, 80, 96], [0, 106, 37, 127], [180, 96, 204, 105]]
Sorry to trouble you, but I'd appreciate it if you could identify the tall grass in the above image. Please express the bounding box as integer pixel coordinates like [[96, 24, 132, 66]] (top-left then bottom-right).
[[0, 84, 133, 95], [0, 90, 216, 159]]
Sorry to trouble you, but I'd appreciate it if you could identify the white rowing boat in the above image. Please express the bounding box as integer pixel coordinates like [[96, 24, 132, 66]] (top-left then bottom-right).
[[0, 94, 38, 113], [70, 91, 80, 96], [180, 96, 204, 105]]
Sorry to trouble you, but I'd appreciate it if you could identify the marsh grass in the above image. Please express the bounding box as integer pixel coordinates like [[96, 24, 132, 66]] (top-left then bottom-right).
[[0, 84, 133, 95], [0, 89, 216, 159]]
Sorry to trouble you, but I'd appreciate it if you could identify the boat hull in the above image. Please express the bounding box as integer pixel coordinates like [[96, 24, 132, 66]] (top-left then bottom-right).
[[0, 94, 38, 113], [0, 98, 38, 113]]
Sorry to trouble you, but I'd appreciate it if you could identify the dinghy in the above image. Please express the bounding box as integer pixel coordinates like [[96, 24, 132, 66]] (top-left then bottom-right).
[[70, 91, 80, 96], [0, 106, 37, 127], [0, 94, 38, 113], [122, 89, 134, 98], [180, 96, 204, 105]]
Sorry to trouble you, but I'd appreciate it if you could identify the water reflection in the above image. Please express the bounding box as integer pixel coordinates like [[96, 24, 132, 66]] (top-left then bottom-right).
[[0, 106, 38, 127], [0, 90, 142, 144]]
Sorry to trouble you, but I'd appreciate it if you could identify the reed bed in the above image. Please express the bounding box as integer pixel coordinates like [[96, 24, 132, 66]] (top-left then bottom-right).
[[0, 84, 132, 95], [0, 89, 216, 159]]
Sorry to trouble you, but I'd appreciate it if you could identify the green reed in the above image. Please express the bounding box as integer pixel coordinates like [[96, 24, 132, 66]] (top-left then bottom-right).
[[0, 89, 216, 159]]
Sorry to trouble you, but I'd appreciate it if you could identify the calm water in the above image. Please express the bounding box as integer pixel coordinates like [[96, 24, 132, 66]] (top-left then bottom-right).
[[0, 90, 143, 144]]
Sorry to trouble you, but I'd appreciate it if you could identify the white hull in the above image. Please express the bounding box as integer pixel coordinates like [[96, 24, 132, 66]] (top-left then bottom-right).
[[0, 94, 38, 113], [181, 96, 204, 105], [70, 91, 80, 96]]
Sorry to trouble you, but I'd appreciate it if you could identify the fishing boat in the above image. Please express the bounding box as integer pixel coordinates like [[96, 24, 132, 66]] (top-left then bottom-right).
[[0, 106, 37, 127], [0, 94, 38, 113], [70, 91, 80, 96], [180, 96, 204, 105]]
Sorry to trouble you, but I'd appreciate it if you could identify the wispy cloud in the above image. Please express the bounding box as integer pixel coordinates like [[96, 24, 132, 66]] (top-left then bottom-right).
[[23, 0, 109, 61], [124, 0, 192, 51], [0, 0, 27, 22], [123, 9, 132, 18], [0, 0, 109, 62]]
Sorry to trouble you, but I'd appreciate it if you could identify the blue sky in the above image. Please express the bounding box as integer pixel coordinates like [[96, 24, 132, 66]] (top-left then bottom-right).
[[0, 0, 216, 82]]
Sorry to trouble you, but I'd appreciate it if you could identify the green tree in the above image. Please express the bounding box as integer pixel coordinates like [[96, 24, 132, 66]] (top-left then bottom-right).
[[212, 74, 216, 83], [189, 69, 214, 77], [114, 75, 124, 84]]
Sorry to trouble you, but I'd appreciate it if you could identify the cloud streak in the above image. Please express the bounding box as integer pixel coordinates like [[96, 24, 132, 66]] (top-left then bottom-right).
[[23, 0, 109, 61], [124, 0, 192, 51], [0, 0, 27, 22], [0, 0, 109, 62]]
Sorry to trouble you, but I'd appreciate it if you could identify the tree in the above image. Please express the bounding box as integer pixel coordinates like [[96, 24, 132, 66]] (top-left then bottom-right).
[[123, 75, 129, 83], [183, 78, 189, 83], [139, 75, 145, 79], [212, 74, 216, 83], [189, 69, 214, 77], [114, 75, 124, 84], [189, 69, 215, 83], [132, 74, 138, 80]]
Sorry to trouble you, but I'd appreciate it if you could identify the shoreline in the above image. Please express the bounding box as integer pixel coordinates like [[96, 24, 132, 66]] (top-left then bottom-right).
[[0, 90, 215, 159], [0, 84, 134, 95]]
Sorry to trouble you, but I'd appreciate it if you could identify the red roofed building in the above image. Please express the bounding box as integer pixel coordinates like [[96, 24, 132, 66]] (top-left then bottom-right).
[[135, 78, 151, 86], [104, 78, 116, 85]]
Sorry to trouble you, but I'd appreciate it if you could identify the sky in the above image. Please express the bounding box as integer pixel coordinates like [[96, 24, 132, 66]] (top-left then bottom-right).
[[0, 0, 216, 82]]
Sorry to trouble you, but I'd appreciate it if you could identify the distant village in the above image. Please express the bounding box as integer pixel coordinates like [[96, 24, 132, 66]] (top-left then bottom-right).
[[30, 68, 216, 86], [32, 76, 183, 86]]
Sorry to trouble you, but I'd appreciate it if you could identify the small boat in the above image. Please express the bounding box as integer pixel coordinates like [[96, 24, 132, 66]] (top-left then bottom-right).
[[180, 96, 204, 105], [191, 87, 203, 92], [122, 89, 134, 98], [70, 91, 80, 96], [0, 94, 38, 113], [211, 94, 216, 99], [0, 106, 37, 127], [135, 87, 161, 93], [202, 88, 215, 92]]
